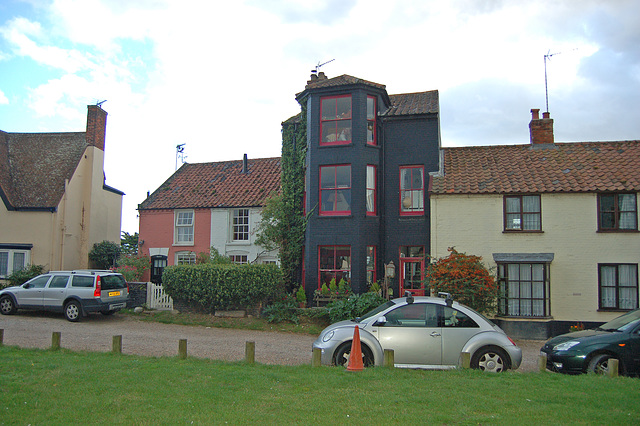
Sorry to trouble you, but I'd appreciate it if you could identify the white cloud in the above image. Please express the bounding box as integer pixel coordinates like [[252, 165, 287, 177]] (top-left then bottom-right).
[[0, 89, 8, 104]]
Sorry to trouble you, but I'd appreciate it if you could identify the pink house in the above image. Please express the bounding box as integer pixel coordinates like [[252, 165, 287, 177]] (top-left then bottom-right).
[[137, 155, 280, 283]]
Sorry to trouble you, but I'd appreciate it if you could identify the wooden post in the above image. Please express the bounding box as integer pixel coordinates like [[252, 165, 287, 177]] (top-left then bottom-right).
[[0, 329, 3, 345], [245, 341, 255, 364], [178, 339, 187, 359], [607, 359, 619, 377], [51, 332, 61, 350], [538, 354, 547, 372], [460, 352, 471, 369], [112, 335, 122, 354], [312, 348, 322, 367], [383, 349, 395, 367]]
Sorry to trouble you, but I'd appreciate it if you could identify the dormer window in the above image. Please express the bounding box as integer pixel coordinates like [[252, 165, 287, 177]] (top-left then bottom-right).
[[367, 96, 377, 146], [320, 95, 351, 145]]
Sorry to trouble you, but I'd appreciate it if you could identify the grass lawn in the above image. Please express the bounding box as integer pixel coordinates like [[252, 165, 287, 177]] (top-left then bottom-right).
[[1, 346, 639, 425]]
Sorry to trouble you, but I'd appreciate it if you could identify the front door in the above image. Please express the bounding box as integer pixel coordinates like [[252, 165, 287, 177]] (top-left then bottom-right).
[[150, 255, 167, 284], [400, 258, 425, 296]]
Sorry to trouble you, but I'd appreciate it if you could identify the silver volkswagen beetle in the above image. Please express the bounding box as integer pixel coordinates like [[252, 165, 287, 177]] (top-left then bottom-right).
[[312, 294, 522, 372]]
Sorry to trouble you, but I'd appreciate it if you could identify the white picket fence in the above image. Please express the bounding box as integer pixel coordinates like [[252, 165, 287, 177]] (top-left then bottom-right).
[[146, 282, 174, 310]]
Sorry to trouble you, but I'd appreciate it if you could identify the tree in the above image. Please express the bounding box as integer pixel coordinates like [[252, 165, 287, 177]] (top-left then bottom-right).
[[120, 232, 139, 255], [88, 240, 121, 269], [426, 247, 498, 314], [256, 105, 308, 292]]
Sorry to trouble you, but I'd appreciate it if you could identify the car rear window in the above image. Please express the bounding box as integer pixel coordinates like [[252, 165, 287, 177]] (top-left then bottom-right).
[[72, 276, 95, 288], [101, 275, 127, 290]]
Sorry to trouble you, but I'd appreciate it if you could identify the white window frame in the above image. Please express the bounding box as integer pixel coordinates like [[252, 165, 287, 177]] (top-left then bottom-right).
[[232, 208, 250, 242], [175, 251, 196, 265], [229, 254, 248, 264], [0, 249, 31, 278], [174, 210, 194, 245]]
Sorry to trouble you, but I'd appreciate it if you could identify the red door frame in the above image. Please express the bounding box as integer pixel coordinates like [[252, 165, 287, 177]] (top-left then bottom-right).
[[400, 256, 426, 296]]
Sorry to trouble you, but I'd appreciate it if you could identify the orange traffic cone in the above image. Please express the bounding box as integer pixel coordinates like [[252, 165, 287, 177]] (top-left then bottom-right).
[[346, 325, 364, 371]]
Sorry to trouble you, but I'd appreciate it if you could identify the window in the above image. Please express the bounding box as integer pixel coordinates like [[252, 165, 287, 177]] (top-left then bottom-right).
[[176, 251, 196, 265], [367, 96, 377, 146], [232, 209, 250, 241], [598, 193, 637, 231], [0, 248, 29, 278], [49, 276, 70, 289], [366, 165, 377, 216], [175, 210, 194, 244], [400, 166, 424, 215], [498, 263, 550, 317], [366, 246, 377, 286], [599, 264, 638, 310], [318, 246, 350, 288], [72, 276, 94, 288], [320, 165, 351, 215], [505, 195, 541, 231], [442, 306, 479, 328], [400, 246, 425, 295], [230, 255, 248, 264], [320, 95, 351, 145]]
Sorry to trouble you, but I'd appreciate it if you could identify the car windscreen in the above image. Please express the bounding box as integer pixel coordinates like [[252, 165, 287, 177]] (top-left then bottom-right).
[[357, 301, 396, 322], [599, 309, 640, 332], [101, 275, 127, 290]]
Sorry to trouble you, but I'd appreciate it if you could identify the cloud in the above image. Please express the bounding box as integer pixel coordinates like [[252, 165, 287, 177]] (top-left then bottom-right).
[[0, 89, 8, 104]]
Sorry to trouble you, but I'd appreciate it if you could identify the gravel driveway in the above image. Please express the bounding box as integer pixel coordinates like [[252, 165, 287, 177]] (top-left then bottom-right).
[[0, 312, 544, 372]]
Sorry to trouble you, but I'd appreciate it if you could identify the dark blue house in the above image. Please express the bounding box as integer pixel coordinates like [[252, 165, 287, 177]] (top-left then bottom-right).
[[292, 72, 440, 301]]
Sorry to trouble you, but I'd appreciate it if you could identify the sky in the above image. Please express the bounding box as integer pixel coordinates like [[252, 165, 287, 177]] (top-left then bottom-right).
[[1, 0, 639, 234]]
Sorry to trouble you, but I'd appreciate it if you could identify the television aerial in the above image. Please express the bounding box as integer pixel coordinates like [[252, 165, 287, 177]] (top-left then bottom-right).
[[311, 59, 335, 75], [175, 143, 186, 170], [544, 48, 577, 113]]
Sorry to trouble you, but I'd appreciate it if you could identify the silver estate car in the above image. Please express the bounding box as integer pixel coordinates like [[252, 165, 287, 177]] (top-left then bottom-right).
[[313, 294, 522, 372], [0, 270, 129, 322]]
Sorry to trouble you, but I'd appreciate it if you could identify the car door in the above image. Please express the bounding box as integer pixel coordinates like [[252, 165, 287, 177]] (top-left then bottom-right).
[[16, 275, 51, 307], [42, 275, 70, 309], [439, 305, 482, 366], [375, 302, 442, 366]]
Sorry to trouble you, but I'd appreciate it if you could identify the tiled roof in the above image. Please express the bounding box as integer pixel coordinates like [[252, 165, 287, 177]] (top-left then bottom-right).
[[0, 131, 87, 209], [384, 91, 439, 116], [304, 74, 386, 91], [138, 157, 281, 210], [430, 141, 640, 194]]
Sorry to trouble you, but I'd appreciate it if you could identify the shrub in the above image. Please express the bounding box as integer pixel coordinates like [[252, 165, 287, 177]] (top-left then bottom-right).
[[262, 295, 300, 324], [162, 263, 283, 311], [426, 247, 497, 314], [88, 240, 121, 269], [113, 254, 150, 282], [296, 286, 306, 304], [326, 292, 386, 323], [6, 264, 46, 287]]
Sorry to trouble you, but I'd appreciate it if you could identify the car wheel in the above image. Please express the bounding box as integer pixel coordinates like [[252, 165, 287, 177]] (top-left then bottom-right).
[[587, 354, 621, 375], [471, 346, 510, 373], [0, 296, 17, 315], [64, 301, 81, 322], [333, 341, 374, 367]]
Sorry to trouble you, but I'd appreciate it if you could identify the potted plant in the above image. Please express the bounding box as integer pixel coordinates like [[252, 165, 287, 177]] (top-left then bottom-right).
[[296, 286, 307, 308]]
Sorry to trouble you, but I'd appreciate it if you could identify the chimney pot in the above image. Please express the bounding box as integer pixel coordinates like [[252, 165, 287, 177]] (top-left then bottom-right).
[[542, 112, 550, 119], [531, 108, 540, 120], [242, 153, 248, 174], [529, 108, 554, 145]]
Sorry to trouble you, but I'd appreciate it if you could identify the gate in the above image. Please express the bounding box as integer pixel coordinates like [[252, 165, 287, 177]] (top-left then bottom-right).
[[146, 282, 174, 310]]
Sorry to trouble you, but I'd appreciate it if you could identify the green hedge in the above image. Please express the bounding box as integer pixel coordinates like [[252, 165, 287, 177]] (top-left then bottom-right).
[[162, 263, 283, 311]]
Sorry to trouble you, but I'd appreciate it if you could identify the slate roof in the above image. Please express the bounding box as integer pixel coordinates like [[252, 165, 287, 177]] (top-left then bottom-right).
[[430, 140, 640, 195], [138, 157, 281, 210], [0, 131, 88, 210], [304, 74, 386, 91], [384, 91, 439, 116]]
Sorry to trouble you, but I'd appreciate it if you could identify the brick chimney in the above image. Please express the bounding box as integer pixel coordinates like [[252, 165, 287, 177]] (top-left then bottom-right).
[[529, 108, 554, 144], [86, 104, 108, 151], [306, 71, 328, 87]]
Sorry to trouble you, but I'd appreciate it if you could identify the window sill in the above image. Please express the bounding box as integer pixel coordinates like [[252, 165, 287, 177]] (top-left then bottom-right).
[[495, 315, 553, 320], [597, 308, 638, 312], [502, 230, 544, 234], [596, 229, 639, 233], [172, 243, 194, 247]]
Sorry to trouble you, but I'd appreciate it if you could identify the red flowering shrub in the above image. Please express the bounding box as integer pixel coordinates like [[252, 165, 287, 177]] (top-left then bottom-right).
[[426, 248, 497, 314]]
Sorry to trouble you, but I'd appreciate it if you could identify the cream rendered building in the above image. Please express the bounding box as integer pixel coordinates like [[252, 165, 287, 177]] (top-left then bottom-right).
[[0, 105, 123, 281], [430, 110, 640, 339]]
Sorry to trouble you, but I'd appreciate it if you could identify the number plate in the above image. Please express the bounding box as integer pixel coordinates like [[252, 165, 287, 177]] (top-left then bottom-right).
[[108, 291, 121, 297]]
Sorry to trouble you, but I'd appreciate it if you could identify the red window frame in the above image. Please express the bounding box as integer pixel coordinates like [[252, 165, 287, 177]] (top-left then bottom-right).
[[367, 95, 377, 146], [320, 165, 351, 216], [400, 166, 425, 216], [366, 246, 377, 286], [366, 165, 377, 216], [318, 246, 351, 289], [320, 95, 352, 146]]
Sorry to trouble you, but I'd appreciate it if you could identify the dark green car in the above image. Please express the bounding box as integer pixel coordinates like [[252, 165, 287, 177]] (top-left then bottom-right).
[[540, 309, 640, 376]]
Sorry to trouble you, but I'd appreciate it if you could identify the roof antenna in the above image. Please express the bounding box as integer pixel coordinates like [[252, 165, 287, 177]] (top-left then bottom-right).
[[544, 48, 577, 113], [96, 99, 107, 108], [311, 59, 335, 75], [175, 143, 186, 170]]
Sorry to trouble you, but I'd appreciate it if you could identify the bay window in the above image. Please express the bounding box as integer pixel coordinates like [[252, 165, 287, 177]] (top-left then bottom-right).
[[319, 246, 351, 288], [367, 96, 376, 145], [320, 95, 351, 145], [320, 165, 351, 215], [366, 165, 377, 216], [498, 262, 550, 317]]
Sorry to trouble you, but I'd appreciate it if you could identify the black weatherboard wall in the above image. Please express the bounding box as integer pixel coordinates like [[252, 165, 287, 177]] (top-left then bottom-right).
[[293, 74, 440, 301]]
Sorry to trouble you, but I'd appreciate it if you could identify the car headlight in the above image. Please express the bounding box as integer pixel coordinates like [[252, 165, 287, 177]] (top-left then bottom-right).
[[322, 330, 335, 342], [553, 341, 580, 351]]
